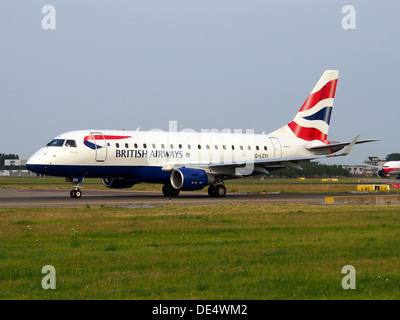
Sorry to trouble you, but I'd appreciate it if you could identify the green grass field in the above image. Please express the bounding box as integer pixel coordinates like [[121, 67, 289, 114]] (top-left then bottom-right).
[[1, 204, 400, 299]]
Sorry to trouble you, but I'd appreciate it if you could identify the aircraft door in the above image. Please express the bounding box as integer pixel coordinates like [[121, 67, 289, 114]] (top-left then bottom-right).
[[269, 137, 282, 158], [90, 132, 107, 162]]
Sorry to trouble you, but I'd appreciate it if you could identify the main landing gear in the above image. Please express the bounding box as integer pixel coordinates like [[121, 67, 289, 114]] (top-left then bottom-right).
[[162, 183, 181, 197], [68, 177, 84, 198], [208, 184, 226, 197], [162, 183, 227, 197]]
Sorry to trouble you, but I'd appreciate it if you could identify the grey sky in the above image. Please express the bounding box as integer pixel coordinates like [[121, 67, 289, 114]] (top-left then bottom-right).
[[1, 1, 398, 165]]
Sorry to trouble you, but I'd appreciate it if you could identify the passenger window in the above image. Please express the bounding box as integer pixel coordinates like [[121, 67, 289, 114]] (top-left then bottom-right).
[[240, 145, 243, 150], [116, 143, 120, 148], [231, 145, 235, 150], [170, 144, 174, 149], [206, 145, 210, 150], [256, 146, 259, 150], [161, 144, 165, 149], [248, 146, 251, 150], [223, 145, 226, 150], [134, 143, 138, 148], [214, 145, 218, 150], [264, 146, 268, 151], [198, 144, 201, 150], [65, 140, 77, 147], [143, 143, 147, 148], [152, 143, 156, 148], [125, 143, 129, 148], [179, 144, 182, 149], [187, 144, 191, 149]]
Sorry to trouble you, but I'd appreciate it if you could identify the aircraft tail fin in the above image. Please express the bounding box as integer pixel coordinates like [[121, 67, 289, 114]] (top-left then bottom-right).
[[271, 70, 339, 142]]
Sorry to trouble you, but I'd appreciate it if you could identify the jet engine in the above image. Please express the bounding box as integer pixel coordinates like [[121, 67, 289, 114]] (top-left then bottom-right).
[[377, 169, 387, 178], [170, 168, 215, 191], [102, 177, 135, 189]]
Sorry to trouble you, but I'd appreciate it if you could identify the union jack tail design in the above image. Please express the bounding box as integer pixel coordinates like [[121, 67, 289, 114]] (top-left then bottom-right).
[[271, 70, 339, 143]]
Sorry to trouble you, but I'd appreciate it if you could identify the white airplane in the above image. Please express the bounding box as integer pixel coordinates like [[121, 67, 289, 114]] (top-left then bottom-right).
[[368, 161, 400, 179], [27, 70, 378, 198]]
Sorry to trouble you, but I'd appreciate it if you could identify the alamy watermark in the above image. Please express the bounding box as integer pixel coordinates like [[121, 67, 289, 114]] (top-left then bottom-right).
[[40, 5, 356, 31], [341, 265, 356, 289], [122, 121, 257, 176], [341, 5, 356, 30], [42, 5, 56, 30], [41, 265, 56, 289]]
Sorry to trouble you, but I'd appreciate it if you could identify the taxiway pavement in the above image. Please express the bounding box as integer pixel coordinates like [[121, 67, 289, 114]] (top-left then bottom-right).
[[0, 188, 363, 208]]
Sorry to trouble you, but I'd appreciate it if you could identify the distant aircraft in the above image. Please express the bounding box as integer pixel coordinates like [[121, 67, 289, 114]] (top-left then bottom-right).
[[27, 70, 378, 198], [366, 161, 400, 179]]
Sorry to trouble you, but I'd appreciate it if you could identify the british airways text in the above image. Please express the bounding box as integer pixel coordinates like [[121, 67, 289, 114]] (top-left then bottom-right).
[[116, 150, 183, 159]]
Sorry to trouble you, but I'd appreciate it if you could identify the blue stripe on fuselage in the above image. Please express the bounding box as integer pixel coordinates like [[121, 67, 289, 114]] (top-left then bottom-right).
[[84, 141, 102, 150], [26, 164, 171, 183], [26, 163, 283, 184]]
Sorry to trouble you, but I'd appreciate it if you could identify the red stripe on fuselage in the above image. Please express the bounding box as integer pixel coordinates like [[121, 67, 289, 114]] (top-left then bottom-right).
[[299, 79, 337, 112], [384, 167, 400, 173], [84, 135, 131, 142]]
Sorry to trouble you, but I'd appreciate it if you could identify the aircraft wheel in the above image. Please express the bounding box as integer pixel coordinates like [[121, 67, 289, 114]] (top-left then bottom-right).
[[213, 184, 226, 197], [75, 190, 82, 198], [70, 189, 82, 198], [208, 185, 215, 197], [162, 184, 180, 197]]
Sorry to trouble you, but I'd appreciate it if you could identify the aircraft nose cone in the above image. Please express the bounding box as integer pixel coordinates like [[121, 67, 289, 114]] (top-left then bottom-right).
[[26, 152, 41, 166], [26, 149, 47, 174], [26, 159, 41, 174]]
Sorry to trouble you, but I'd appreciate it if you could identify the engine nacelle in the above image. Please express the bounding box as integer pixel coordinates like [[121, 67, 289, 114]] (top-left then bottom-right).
[[102, 177, 135, 189], [170, 168, 215, 191], [377, 169, 387, 178]]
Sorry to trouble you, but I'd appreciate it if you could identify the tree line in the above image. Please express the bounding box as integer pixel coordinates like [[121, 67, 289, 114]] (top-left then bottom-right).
[[272, 162, 350, 178], [386, 153, 400, 161]]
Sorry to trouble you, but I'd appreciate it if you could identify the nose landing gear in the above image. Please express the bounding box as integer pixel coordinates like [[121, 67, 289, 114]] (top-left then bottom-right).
[[70, 188, 82, 198], [67, 177, 84, 198]]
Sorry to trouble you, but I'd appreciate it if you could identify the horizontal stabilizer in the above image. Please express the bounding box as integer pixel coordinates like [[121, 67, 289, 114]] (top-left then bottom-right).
[[306, 138, 380, 153]]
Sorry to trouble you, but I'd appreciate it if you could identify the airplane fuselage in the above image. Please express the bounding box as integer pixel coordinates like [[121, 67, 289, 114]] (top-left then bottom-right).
[[27, 129, 322, 183]]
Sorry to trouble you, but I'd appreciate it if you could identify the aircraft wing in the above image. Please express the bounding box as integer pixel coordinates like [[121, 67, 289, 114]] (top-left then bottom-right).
[[204, 152, 350, 177], [163, 135, 377, 177], [188, 138, 361, 177], [359, 164, 382, 169], [163, 153, 339, 177]]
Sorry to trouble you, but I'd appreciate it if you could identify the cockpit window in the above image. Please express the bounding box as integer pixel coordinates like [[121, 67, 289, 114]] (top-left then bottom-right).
[[65, 140, 77, 147], [46, 139, 65, 147]]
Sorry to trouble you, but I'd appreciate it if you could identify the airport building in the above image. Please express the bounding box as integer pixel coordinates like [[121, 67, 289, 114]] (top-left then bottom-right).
[[345, 165, 365, 176], [0, 158, 37, 177], [344, 156, 386, 177]]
